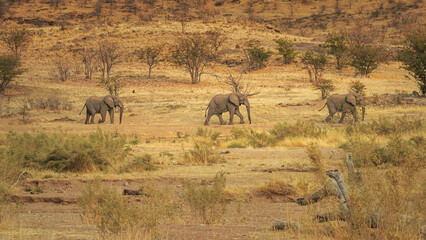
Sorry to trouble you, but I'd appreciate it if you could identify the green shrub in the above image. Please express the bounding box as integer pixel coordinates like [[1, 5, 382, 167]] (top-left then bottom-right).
[[243, 45, 272, 70], [227, 141, 246, 148], [0, 55, 24, 92], [231, 128, 277, 148], [183, 171, 228, 224], [184, 128, 224, 164], [349, 80, 367, 96], [313, 78, 336, 99], [271, 120, 326, 140], [6, 129, 129, 172], [274, 38, 298, 64]]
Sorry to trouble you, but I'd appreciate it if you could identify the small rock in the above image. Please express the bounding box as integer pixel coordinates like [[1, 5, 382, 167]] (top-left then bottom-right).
[[124, 182, 129, 187], [220, 150, 230, 154]]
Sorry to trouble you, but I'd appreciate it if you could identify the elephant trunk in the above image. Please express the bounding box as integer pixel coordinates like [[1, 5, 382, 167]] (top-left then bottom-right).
[[119, 103, 123, 124], [246, 105, 251, 124], [361, 105, 365, 121]]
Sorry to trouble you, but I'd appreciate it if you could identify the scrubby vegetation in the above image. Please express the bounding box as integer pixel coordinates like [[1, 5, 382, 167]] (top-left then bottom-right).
[[5, 129, 130, 172], [183, 171, 228, 224], [78, 181, 176, 238], [183, 128, 224, 164]]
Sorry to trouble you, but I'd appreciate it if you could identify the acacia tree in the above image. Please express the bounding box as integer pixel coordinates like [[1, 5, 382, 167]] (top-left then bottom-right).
[[137, 45, 162, 78], [346, 27, 387, 76], [301, 48, 327, 82], [397, 27, 426, 95], [324, 32, 347, 70], [0, 28, 31, 58], [171, 33, 222, 84], [0, 55, 23, 92]]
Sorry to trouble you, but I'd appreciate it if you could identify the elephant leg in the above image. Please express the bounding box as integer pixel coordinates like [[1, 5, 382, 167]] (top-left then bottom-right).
[[326, 104, 337, 123], [204, 108, 214, 125], [339, 111, 347, 123], [235, 108, 244, 124], [85, 109, 90, 124], [228, 108, 235, 125], [86, 104, 96, 124], [217, 114, 226, 125], [352, 107, 358, 122], [109, 109, 114, 124]]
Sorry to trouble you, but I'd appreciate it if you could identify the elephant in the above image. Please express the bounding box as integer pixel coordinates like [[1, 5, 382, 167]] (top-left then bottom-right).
[[319, 92, 365, 123], [204, 93, 251, 125], [79, 95, 123, 124]]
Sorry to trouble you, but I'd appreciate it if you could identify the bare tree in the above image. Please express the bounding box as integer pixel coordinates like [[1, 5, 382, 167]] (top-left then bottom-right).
[[174, 0, 192, 33], [224, 73, 259, 96], [137, 45, 162, 78], [54, 53, 71, 82], [0, 28, 31, 58], [80, 46, 97, 80], [97, 40, 121, 83]]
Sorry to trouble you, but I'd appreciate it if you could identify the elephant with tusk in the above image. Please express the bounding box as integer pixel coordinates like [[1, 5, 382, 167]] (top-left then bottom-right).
[[79, 95, 124, 124], [204, 93, 251, 125], [319, 92, 365, 123]]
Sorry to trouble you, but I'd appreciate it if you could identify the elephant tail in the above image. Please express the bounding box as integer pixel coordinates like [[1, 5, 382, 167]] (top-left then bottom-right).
[[79, 104, 86, 115], [318, 102, 327, 111]]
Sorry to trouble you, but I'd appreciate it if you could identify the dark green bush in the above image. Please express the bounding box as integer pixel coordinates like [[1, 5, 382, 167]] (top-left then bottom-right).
[[6, 129, 129, 172]]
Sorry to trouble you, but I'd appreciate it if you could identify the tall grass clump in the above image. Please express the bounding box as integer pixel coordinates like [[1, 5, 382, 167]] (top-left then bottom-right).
[[0, 149, 21, 229], [339, 167, 425, 239], [271, 120, 326, 140], [121, 154, 158, 172], [6, 129, 129, 172], [78, 181, 176, 239], [183, 171, 228, 224], [346, 116, 424, 136], [183, 128, 224, 164], [341, 135, 424, 167], [230, 128, 277, 148], [256, 179, 297, 200]]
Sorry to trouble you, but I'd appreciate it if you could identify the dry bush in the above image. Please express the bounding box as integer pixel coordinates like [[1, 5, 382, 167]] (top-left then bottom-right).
[[340, 167, 425, 239], [17, 102, 31, 124], [79, 46, 97, 80], [78, 181, 176, 239], [305, 142, 326, 181], [184, 128, 224, 164], [121, 154, 158, 172], [26, 94, 72, 111], [256, 179, 297, 200], [230, 128, 277, 148], [271, 120, 326, 140], [54, 54, 72, 82], [345, 116, 424, 136], [223, 73, 259, 96], [341, 134, 424, 167], [6, 129, 129, 172], [183, 171, 228, 224]]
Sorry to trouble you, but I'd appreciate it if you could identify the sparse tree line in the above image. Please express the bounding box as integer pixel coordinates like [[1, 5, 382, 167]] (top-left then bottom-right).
[[0, 26, 424, 98]]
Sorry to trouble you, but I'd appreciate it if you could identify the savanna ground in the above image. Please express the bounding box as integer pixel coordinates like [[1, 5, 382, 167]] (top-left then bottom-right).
[[0, 0, 425, 239]]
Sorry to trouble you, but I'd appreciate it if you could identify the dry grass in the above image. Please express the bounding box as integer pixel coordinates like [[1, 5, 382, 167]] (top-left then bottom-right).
[[0, 0, 424, 239]]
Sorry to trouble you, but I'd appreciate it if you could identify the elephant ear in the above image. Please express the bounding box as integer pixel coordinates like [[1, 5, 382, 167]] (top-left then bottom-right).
[[229, 93, 239, 106], [103, 96, 114, 109], [346, 93, 356, 106]]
